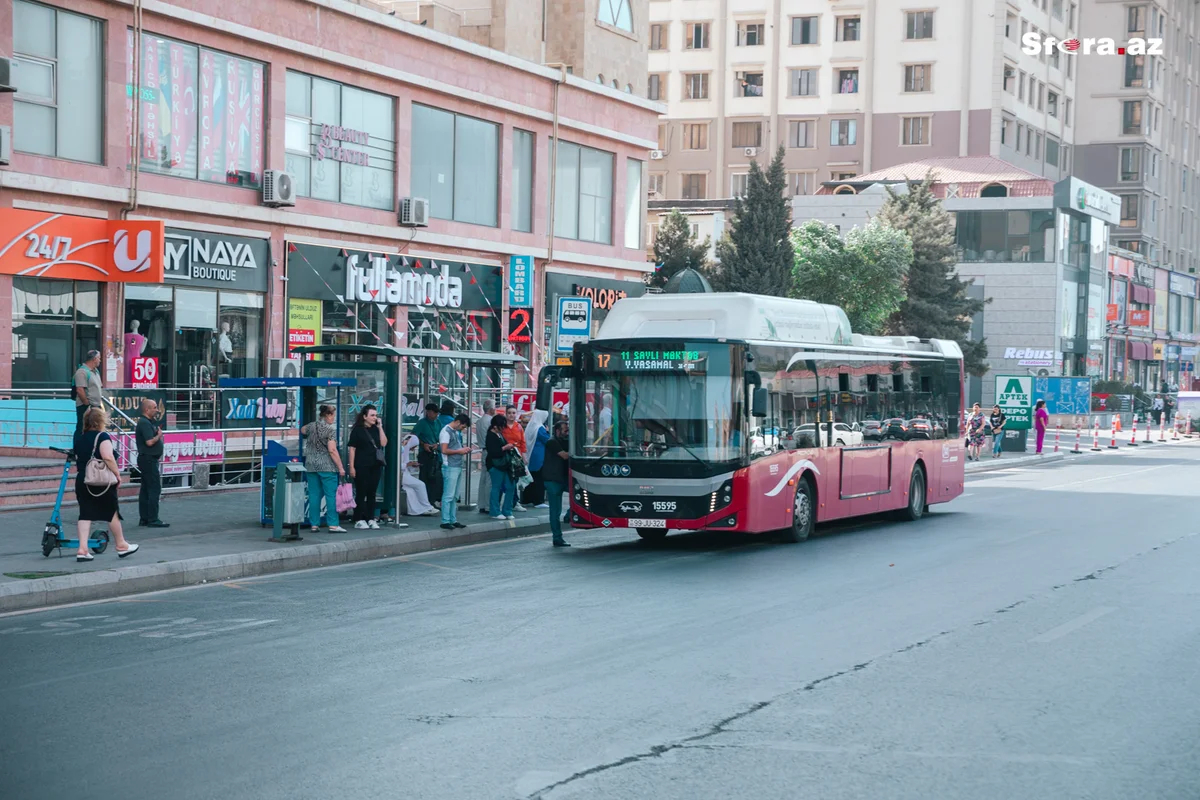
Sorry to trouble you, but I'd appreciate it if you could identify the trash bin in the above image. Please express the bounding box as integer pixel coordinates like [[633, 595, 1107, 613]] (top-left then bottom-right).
[[270, 462, 307, 542], [1001, 429, 1028, 452]]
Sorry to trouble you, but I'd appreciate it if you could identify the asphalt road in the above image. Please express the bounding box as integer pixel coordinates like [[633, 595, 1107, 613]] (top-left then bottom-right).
[[2, 444, 1199, 800]]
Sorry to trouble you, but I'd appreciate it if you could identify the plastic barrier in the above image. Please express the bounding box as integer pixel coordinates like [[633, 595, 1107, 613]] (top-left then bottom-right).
[[1091, 419, 1102, 452], [1071, 423, 1083, 455], [1159, 414, 1167, 442], [1053, 424, 1061, 453], [1128, 414, 1139, 447]]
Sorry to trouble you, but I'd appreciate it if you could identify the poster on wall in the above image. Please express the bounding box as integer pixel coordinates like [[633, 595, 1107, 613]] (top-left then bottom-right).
[[118, 430, 225, 475], [127, 30, 265, 188], [288, 298, 323, 357]]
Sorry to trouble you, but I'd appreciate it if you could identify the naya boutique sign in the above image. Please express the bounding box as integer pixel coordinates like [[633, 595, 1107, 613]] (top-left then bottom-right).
[[285, 243, 502, 314], [164, 228, 268, 292], [313, 124, 372, 166]]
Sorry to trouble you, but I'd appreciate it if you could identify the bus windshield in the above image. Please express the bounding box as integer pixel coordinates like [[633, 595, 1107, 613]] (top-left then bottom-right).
[[574, 342, 746, 463]]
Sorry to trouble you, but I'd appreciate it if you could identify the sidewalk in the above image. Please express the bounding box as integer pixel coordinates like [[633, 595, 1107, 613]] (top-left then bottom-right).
[[0, 489, 551, 613]]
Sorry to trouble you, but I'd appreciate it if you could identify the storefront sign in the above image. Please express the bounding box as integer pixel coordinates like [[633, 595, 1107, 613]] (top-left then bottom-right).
[[507, 308, 532, 343], [573, 284, 629, 312], [1152, 342, 1165, 361], [1002, 347, 1055, 366], [345, 254, 463, 308], [131, 357, 160, 390], [164, 229, 268, 291], [1129, 309, 1151, 326], [1166, 345, 1181, 361], [1111, 280, 1128, 325], [0, 210, 164, 282], [286, 244, 501, 314], [119, 430, 225, 475], [1056, 178, 1120, 225], [1169, 273, 1198, 297], [314, 124, 371, 166], [1109, 254, 1135, 278], [221, 389, 289, 429], [995, 375, 1033, 430], [1106, 304, 1118, 321], [508, 255, 534, 307], [287, 298, 322, 356]]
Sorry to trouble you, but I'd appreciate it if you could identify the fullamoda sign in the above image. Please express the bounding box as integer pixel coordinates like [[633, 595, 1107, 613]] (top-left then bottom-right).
[[996, 375, 1033, 430], [345, 254, 464, 308]]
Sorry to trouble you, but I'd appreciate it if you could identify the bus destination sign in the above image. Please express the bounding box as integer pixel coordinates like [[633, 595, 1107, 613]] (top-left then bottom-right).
[[595, 349, 706, 371]]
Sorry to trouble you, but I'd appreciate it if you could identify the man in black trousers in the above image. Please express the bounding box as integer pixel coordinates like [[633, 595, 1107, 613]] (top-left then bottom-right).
[[136, 398, 169, 528]]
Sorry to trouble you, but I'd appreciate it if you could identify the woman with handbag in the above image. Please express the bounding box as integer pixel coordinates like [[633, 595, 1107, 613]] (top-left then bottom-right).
[[348, 404, 387, 530], [301, 404, 347, 532], [485, 413, 519, 520], [73, 407, 138, 562]]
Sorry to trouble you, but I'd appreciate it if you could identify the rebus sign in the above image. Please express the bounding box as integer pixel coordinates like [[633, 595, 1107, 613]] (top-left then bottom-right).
[[1021, 33, 1164, 56]]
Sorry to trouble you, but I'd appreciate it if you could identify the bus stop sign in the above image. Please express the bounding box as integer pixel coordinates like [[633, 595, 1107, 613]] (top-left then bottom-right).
[[556, 296, 592, 352]]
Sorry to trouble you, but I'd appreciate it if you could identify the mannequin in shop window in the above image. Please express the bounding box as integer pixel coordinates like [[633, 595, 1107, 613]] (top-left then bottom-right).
[[123, 320, 146, 386], [218, 321, 234, 375]]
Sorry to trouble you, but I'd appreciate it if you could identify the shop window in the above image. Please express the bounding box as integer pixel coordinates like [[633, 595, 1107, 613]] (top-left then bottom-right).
[[411, 104, 500, 226], [512, 129, 534, 233], [218, 292, 264, 380], [12, 1, 103, 163], [285, 71, 396, 211], [11, 278, 102, 390], [625, 159, 644, 250], [553, 139, 615, 244]]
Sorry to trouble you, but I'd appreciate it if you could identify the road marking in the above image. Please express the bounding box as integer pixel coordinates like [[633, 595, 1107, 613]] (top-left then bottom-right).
[[1029, 607, 1116, 643], [1038, 465, 1171, 492]]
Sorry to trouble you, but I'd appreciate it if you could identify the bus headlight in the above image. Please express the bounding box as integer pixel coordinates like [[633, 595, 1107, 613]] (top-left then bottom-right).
[[710, 480, 734, 512]]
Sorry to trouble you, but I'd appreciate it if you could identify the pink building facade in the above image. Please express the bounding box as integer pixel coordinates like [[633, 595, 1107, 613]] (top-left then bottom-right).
[[0, 0, 658, 394]]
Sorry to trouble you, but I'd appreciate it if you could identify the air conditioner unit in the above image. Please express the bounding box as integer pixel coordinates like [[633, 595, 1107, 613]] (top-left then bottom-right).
[[0, 126, 10, 166], [744, 147, 758, 157], [269, 358, 303, 379], [649, 150, 664, 160], [0, 57, 14, 93], [262, 170, 296, 207], [399, 197, 430, 227]]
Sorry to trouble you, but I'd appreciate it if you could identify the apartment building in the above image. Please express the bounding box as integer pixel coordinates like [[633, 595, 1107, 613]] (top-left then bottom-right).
[[1073, 0, 1200, 277], [383, 0, 650, 95], [646, 0, 1079, 202]]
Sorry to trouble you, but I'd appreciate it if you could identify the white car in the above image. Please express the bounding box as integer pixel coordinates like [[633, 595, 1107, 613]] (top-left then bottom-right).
[[792, 422, 863, 447]]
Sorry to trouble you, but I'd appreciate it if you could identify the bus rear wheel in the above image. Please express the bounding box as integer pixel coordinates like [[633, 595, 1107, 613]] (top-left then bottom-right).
[[636, 528, 669, 541], [899, 465, 926, 522], [781, 478, 815, 543]]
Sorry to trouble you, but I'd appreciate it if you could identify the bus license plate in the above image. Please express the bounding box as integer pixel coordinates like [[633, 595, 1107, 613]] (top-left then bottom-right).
[[628, 518, 666, 528]]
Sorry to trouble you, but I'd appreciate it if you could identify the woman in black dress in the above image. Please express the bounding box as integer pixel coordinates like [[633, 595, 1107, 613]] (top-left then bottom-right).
[[74, 407, 139, 562], [347, 404, 387, 529]]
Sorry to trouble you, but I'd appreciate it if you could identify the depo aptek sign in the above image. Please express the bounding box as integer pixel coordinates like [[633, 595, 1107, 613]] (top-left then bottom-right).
[[996, 375, 1033, 430]]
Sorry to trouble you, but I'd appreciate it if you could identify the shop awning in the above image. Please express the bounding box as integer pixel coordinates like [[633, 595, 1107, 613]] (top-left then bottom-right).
[[1131, 284, 1154, 305], [1129, 341, 1150, 360]]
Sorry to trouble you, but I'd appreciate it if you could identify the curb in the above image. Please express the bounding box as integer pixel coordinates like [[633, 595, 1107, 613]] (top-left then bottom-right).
[[965, 452, 1066, 475], [0, 516, 551, 614]]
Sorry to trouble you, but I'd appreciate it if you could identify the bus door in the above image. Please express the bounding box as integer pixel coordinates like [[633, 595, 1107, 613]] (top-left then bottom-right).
[[831, 359, 891, 517]]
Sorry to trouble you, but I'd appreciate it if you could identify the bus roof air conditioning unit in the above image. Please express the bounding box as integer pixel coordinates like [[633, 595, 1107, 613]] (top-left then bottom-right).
[[400, 197, 430, 227], [262, 170, 296, 207]]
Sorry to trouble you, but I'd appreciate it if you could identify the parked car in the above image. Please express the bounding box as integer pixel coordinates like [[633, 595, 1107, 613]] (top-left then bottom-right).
[[831, 422, 863, 446]]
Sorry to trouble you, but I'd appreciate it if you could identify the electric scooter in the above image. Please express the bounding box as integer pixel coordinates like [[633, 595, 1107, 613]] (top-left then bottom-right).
[[41, 445, 110, 557]]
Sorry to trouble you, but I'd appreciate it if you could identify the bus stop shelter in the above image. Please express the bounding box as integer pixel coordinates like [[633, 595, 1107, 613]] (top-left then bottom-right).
[[292, 344, 525, 515]]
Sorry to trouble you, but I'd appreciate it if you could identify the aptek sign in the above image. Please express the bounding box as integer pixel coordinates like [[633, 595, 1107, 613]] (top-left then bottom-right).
[[996, 375, 1033, 430]]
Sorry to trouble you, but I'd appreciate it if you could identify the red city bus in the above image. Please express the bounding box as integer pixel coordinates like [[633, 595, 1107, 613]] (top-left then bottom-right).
[[550, 293, 965, 543]]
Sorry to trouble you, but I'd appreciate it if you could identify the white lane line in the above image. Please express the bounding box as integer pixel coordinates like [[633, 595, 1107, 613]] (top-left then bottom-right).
[[1038, 465, 1172, 491], [1029, 607, 1117, 643]]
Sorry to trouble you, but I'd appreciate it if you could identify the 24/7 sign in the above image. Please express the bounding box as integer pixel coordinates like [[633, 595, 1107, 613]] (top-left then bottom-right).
[[996, 375, 1033, 430]]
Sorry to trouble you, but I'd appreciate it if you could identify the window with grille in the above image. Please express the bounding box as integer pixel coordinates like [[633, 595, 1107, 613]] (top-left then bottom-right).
[[788, 119, 814, 148], [731, 121, 763, 148], [905, 64, 931, 93]]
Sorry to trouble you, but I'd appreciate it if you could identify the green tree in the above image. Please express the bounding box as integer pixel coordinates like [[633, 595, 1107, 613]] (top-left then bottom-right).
[[789, 219, 912, 336], [705, 145, 793, 296], [877, 177, 990, 375], [647, 208, 711, 289]]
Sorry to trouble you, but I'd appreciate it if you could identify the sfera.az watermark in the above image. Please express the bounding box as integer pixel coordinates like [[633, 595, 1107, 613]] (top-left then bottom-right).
[[1021, 33, 1164, 56]]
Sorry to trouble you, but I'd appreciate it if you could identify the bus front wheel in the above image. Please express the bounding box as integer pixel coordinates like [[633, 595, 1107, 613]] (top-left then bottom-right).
[[636, 528, 669, 541], [782, 478, 815, 543]]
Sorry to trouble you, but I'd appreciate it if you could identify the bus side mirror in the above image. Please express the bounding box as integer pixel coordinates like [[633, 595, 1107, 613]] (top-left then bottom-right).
[[751, 387, 768, 417]]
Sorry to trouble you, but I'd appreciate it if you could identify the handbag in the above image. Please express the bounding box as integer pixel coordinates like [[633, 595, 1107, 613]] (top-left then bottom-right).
[[83, 434, 118, 496], [505, 448, 528, 480], [335, 481, 356, 513]]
